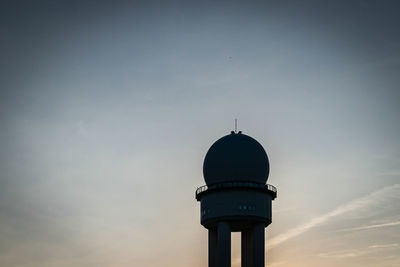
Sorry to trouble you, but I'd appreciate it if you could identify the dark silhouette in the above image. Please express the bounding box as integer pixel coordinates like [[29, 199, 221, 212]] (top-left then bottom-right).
[[196, 131, 277, 267]]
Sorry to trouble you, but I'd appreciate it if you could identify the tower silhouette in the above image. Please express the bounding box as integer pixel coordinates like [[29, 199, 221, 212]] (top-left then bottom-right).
[[196, 131, 277, 267]]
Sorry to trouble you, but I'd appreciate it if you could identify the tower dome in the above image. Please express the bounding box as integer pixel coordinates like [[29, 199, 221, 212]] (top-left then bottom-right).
[[203, 132, 269, 185]]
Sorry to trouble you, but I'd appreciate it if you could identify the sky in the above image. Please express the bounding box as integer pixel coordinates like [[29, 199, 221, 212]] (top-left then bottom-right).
[[0, 0, 399, 266]]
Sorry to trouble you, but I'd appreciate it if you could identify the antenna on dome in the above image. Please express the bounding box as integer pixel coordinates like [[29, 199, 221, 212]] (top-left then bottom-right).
[[235, 118, 237, 133]]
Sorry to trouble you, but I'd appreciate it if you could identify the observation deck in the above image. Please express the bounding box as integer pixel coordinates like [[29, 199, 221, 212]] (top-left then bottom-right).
[[196, 181, 277, 201]]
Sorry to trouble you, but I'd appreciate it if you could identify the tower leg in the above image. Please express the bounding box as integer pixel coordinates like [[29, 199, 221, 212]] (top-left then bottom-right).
[[217, 221, 231, 267], [209, 228, 218, 267], [241, 229, 253, 267], [252, 223, 265, 267]]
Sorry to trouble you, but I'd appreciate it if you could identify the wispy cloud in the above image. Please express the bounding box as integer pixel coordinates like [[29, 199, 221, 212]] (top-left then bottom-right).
[[269, 261, 287, 266], [339, 221, 400, 232], [318, 250, 365, 259], [267, 184, 400, 250], [318, 243, 399, 259], [369, 244, 399, 249]]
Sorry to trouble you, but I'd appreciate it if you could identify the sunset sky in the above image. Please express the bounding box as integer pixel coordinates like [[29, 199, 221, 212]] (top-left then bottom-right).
[[1, 1, 399, 266]]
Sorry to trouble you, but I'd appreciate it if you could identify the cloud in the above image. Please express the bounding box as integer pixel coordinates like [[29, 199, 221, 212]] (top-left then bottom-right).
[[317, 243, 400, 259], [318, 250, 365, 259], [269, 261, 287, 266], [339, 221, 400, 232], [368, 244, 399, 249], [267, 184, 400, 250]]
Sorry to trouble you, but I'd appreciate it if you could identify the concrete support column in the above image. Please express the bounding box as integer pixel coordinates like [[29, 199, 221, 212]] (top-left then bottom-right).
[[217, 221, 231, 267], [208, 228, 218, 267], [252, 223, 265, 267], [241, 229, 253, 267]]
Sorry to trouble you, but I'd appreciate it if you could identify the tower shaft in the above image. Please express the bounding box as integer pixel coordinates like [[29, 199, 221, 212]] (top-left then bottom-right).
[[209, 229, 218, 267], [217, 222, 231, 267], [208, 222, 265, 267]]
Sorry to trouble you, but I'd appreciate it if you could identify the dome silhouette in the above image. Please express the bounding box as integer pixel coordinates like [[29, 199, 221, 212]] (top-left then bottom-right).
[[203, 132, 269, 185]]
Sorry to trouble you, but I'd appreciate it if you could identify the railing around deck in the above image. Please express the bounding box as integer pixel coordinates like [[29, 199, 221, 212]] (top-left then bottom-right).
[[195, 182, 277, 200]]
